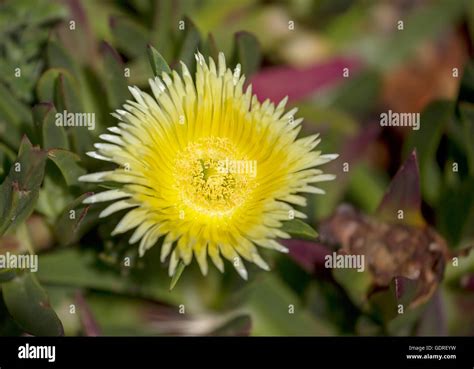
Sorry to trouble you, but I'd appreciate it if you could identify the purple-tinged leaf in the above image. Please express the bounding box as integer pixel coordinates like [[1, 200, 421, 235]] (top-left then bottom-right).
[[415, 291, 447, 336], [283, 239, 331, 273], [250, 56, 361, 103], [394, 276, 419, 305], [75, 291, 101, 336], [461, 274, 474, 291], [376, 150, 425, 227]]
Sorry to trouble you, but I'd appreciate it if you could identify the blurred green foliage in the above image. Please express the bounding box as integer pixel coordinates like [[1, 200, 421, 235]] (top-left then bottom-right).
[[0, 0, 473, 337]]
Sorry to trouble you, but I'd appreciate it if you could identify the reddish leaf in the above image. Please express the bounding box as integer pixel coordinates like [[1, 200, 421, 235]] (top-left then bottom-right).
[[250, 56, 362, 103], [75, 291, 101, 336], [283, 239, 331, 273], [376, 150, 425, 226]]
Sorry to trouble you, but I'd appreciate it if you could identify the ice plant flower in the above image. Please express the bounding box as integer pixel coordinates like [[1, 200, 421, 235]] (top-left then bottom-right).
[[79, 52, 338, 279]]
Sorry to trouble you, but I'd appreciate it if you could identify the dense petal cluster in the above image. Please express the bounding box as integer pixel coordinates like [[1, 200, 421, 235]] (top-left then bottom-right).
[[79, 53, 337, 278]]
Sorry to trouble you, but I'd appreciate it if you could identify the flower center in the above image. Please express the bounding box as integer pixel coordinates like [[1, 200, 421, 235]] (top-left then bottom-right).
[[174, 137, 257, 216]]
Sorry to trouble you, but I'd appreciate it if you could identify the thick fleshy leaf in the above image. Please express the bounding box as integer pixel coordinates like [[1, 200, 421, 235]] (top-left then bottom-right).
[[101, 42, 129, 109], [0, 83, 32, 148], [369, 277, 425, 327], [2, 272, 64, 336], [250, 56, 361, 104], [176, 17, 201, 71], [415, 292, 447, 335], [332, 267, 373, 309], [244, 274, 335, 335], [75, 291, 101, 336], [150, 0, 172, 61], [36, 68, 69, 102], [280, 219, 318, 240], [37, 249, 182, 305], [47, 36, 82, 77], [375, 150, 424, 226], [437, 177, 474, 247], [54, 73, 92, 156], [109, 16, 149, 58], [0, 137, 47, 236], [403, 100, 453, 205], [54, 192, 95, 246], [47, 149, 86, 186], [283, 239, 330, 273], [147, 45, 171, 77], [32, 102, 69, 150], [232, 31, 261, 77], [201, 33, 219, 62]]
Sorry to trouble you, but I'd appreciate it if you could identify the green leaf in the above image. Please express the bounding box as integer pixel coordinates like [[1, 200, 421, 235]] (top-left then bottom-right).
[[54, 73, 92, 156], [147, 45, 171, 77], [244, 274, 334, 335], [332, 267, 373, 309], [0, 83, 32, 148], [458, 60, 474, 104], [368, 0, 466, 69], [37, 249, 182, 305], [47, 37, 82, 77], [151, 0, 172, 61], [110, 17, 149, 58], [201, 33, 219, 62], [54, 192, 96, 246], [36, 175, 72, 222], [233, 31, 261, 77], [2, 272, 64, 336], [0, 137, 47, 236], [316, 70, 381, 117], [437, 178, 474, 247], [347, 162, 387, 213], [177, 17, 201, 70], [47, 149, 86, 187], [36, 68, 69, 102], [32, 102, 69, 150], [101, 42, 129, 109], [169, 261, 186, 291], [54, 72, 84, 113], [403, 100, 453, 205], [280, 219, 318, 240], [459, 102, 474, 176]]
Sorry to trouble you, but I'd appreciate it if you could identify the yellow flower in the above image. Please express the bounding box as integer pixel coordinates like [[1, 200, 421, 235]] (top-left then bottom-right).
[[79, 52, 337, 279]]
